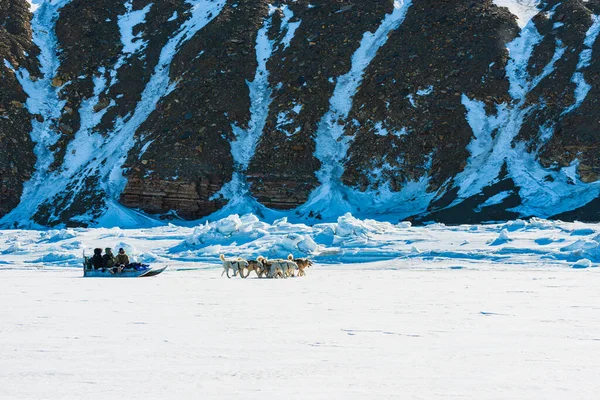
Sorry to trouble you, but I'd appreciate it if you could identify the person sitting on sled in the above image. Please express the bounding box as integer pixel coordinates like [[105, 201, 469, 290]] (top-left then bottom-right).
[[103, 248, 115, 270], [115, 248, 130, 271], [91, 248, 104, 270]]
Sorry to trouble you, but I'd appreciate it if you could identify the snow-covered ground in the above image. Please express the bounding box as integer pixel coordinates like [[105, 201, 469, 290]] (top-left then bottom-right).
[[1, 264, 599, 399], [2, 216, 600, 398]]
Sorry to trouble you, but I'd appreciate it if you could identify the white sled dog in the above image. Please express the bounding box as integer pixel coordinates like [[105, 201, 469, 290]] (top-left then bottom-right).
[[263, 255, 298, 278], [267, 259, 286, 279], [220, 254, 249, 279]]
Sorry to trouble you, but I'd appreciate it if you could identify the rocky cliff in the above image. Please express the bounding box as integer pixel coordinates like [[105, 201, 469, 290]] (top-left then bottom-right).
[[1, 0, 600, 227], [0, 0, 36, 220]]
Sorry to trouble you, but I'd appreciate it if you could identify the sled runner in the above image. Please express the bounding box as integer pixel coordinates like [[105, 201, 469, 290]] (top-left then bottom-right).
[[83, 265, 167, 278]]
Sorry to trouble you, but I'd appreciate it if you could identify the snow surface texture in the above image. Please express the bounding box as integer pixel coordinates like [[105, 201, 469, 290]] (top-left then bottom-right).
[[2, 226, 600, 398], [3, 215, 600, 397]]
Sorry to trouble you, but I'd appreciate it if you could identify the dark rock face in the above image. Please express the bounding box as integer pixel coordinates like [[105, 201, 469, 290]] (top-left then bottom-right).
[[2, 0, 600, 226], [247, 0, 393, 209], [530, 1, 600, 183], [342, 0, 517, 195], [0, 0, 36, 220], [121, 0, 267, 219]]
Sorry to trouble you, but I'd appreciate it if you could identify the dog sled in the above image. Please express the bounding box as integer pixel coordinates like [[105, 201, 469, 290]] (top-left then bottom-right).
[[83, 253, 167, 278]]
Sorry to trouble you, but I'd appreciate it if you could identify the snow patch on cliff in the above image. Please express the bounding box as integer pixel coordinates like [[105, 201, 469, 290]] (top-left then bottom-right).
[[455, 22, 564, 202], [493, 0, 541, 28], [279, 5, 301, 50], [26, 1, 41, 12], [98, 0, 227, 227], [230, 15, 274, 172], [60, 70, 109, 180], [118, 1, 153, 55], [563, 15, 600, 115]]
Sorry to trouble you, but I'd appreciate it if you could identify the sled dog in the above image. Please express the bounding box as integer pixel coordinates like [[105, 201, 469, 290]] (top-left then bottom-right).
[[288, 255, 313, 276], [263, 256, 298, 278], [243, 257, 268, 278], [220, 254, 248, 278]]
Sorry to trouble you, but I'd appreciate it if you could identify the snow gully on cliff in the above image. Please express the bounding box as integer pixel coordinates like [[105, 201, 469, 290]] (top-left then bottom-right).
[[298, 0, 414, 221], [210, 4, 302, 219], [0, 0, 72, 228]]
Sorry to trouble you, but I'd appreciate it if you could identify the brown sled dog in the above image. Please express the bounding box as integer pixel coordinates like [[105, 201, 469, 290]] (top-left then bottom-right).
[[288, 255, 313, 276], [242, 257, 268, 278]]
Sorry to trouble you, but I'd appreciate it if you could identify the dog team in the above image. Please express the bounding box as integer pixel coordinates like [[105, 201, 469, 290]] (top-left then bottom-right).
[[220, 254, 313, 279]]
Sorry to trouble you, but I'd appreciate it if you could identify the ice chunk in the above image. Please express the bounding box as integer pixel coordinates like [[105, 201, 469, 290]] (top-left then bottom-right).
[[560, 240, 598, 253], [214, 215, 243, 236], [113, 242, 137, 258], [39, 229, 78, 242], [527, 218, 555, 230], [335, 213, 389, 238], [535, 237, 555, 246], [490, 229, 512, 246], [31, 252, 78, 265], [503, 219, 527, 232], [298, 235, 318, 254], [570, 228, 595, 236], [573, 258, 592, 269], [2, 242, 29, 254]]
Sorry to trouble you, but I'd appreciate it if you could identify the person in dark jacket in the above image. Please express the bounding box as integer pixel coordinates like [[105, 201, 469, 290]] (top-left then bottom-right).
[[91, 248, 104, 270], [102, 248, 115, 270]]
